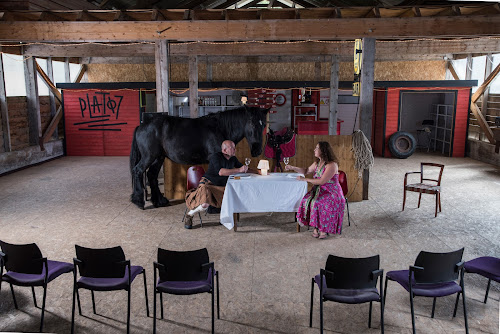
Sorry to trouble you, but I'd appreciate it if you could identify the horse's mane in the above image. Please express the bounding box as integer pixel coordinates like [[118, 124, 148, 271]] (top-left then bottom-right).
[[202, 106, 248, 140]]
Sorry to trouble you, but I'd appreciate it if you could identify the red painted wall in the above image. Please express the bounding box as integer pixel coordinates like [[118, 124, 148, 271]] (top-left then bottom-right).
[[63, 89, 140, 156], [374, 87, 470, 158]]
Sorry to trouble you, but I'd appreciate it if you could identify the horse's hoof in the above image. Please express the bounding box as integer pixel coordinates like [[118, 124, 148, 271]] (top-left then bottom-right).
[[131, 196, 145, 210], [153, 196, 170, 208]]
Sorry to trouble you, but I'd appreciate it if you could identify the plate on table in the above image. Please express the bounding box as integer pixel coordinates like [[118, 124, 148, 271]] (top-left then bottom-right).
[[286, 173, 304, 179]]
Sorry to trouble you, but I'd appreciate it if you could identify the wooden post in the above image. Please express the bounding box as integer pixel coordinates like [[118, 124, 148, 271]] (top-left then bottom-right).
[[46, 57, 58, 139], [23, 54, 41, 146], [155, 40, 170, 114], [328, 55, 339, 135], [465, 54, 472, 80], [0, 48, 11, 152], [481, 54, 493, 141], [64, 57, 71, 82], [189, 55, 199, 118], [359, 38, 375, 200]]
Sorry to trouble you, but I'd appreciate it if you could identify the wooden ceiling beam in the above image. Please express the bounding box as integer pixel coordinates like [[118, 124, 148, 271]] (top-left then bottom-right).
[[1, 15, 500, 42], [20, 38, 500, 58]]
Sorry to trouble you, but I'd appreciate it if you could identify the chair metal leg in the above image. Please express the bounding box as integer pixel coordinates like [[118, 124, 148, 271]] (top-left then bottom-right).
[[410, 293, 416, 334], [182, 207, 187, 223], [91, 290, 97, 314], [368, 301, 373, 328], [216, 271, 220, 319], [32, 286, 38, 308], [418, 193, 422, 208], [309, 278, 314, 327], [199, 212, 203, 228], [320, 295, 324, 334], [383, 277, 388, 306], [346, 198, 350, 226], [462, 289, 469, 334], [211, 283, 215, 334], [9, 283, 18, 309], [142, 270, 150, 317], [453, 292, 460, 317], [153, 289, 157, 334], [71, 284, 77, 334], [40, 284, 47, 332], [431, 297, 436, 318], [402, 189, 407, 211], [484, 279, 491, 303], [160, 292, 164, 319], [127, 288, 131, 334], [76, 287, 82, 315]]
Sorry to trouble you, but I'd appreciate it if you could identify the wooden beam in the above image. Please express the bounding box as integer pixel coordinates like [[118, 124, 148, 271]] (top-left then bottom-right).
[[189, 55, 199, 118], [46, 57, 58, 140], [0, 47, 11, 152], [447, 60, 460, 80], [35, 60, 62, 103], [2, 15, 500, 42], [328, 55, 339, 135], [471, 61, 500, 103], [359, 37, 375, 200], [21, 38, 500, 59], [74, 64, 87, 83], [471, 103, 495, 143], [64, 57, 71, 82], [155, 40, 170, 114], [23, 55, 41, 146], [481, 54, 492, 135]]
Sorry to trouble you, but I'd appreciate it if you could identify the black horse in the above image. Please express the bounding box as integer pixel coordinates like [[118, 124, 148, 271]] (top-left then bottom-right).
[[130, 106, 269, 209]]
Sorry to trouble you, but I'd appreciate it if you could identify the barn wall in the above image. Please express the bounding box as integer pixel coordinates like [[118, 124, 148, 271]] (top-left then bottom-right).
[[0, 96, 54, 153], [86, 60, 446, 82]]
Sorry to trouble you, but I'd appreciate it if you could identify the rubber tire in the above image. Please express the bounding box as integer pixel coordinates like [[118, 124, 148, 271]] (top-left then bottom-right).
[[388, 131, 417, 159]]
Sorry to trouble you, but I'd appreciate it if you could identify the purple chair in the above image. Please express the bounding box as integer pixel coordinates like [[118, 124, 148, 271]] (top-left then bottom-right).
[[310, 254, 384, 333], [464, 256, 500, 303], [0, 240, 74, 332], [71, 245, 149, 334], [153, 248, 219, 334], [384, 248, 468, 334]]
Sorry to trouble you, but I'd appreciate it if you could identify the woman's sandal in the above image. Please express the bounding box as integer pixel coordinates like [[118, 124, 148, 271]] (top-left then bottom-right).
[[312, 229, 319, 238], [318, 232, 328, 239]]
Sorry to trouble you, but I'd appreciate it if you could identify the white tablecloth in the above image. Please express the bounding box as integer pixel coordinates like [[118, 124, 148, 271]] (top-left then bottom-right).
[[220, 173, 308, 230]]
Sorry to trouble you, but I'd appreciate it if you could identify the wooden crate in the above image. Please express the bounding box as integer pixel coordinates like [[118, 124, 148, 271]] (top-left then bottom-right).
[[163, 134, 363, 202]]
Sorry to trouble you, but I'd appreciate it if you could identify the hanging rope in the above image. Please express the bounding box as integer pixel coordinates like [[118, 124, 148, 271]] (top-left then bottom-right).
[[352, 129, 374, 177], [346, 130, 374, 199]]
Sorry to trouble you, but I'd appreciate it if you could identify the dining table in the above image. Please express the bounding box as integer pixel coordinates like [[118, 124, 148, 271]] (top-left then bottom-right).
[[220, 172, 308, 231]]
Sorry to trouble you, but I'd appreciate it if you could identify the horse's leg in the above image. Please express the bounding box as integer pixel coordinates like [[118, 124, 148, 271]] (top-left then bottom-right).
[[148, 157, 169, 208], [131, 154, 155, 209]]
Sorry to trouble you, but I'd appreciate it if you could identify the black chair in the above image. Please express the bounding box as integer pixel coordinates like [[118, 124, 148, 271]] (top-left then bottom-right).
[[153, 248, 219, 334], [309, 254, 384, 333], [385, 248, 468, 334], [71, 245, 149, 334], [464, 256, 499, 303], [0, 240, 74, 332]]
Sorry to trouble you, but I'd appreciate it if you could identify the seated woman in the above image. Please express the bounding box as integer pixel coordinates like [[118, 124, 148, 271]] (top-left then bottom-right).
[[285, 141, 345, 239]]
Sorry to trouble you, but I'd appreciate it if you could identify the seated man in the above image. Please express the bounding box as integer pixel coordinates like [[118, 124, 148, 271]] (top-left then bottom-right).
[[184, 140, 248, 229]]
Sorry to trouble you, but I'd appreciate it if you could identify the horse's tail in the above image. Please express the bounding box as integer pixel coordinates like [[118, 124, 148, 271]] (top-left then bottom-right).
[[130, 126, 140, 188]]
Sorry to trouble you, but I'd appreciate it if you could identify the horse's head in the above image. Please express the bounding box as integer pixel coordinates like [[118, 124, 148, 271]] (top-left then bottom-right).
[[244, 107, 270, 157]]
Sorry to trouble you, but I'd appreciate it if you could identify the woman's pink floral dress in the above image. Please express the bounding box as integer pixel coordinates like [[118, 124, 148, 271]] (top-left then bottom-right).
[[296, 164, 346, 234]]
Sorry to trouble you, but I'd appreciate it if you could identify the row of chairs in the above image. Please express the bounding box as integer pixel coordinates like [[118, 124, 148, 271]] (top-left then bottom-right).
[[0, 241, 219, 334], [1, 240, 498, 334], [311, 249, 499, 334]]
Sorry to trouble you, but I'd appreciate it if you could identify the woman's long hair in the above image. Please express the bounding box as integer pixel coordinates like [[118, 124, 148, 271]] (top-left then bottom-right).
[[316, 141, 339, 164]]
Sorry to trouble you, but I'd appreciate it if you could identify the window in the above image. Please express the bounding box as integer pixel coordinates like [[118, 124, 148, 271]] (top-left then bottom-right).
[[471, 55, 486, 92], [35, 58, 49, 96], [489, 55, 500, 94], [2, 54, 26, 97]]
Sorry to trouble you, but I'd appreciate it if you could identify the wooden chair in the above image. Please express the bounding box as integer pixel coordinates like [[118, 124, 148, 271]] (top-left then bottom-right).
[[402, 162, 444, 217]]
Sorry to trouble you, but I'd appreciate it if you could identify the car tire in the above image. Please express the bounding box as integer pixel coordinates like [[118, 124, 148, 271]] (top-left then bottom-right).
[[388, 131, 417, 159]]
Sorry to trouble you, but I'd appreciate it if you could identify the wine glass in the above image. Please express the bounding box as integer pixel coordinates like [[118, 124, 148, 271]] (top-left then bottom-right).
[[283, 157, 289, 169], [245, 158, 251, 167]]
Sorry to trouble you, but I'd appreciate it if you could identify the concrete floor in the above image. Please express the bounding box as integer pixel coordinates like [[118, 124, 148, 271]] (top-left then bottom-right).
[[0, 152, 498, 334]]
